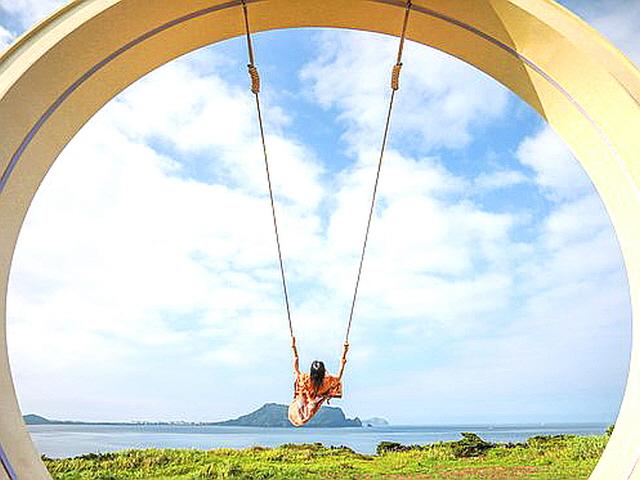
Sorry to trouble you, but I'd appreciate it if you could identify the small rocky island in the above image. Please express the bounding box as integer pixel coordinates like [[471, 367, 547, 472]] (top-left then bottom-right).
[[362, 417, 389, 427]]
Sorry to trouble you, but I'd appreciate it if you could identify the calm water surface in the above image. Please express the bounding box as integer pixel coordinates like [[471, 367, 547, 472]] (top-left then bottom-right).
[[30, 423, 608, 458]]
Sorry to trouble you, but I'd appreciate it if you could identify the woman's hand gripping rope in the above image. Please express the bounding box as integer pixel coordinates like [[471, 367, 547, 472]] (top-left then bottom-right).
[[292, 337, 300, 376], [337, 342, 349, 380]]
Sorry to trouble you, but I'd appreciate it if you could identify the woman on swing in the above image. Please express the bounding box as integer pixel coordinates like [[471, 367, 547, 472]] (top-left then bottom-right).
[[288, 339, 349, 427], [239, 0, 412, 429]]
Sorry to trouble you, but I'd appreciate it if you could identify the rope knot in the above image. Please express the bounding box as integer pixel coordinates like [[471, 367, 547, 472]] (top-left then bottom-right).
[[247, 64, 260, 94], [391, 62, 402, 91]]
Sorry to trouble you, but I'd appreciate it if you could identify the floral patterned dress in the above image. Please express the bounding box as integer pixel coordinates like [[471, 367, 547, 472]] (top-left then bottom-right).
[[287, 372, 343, 426]]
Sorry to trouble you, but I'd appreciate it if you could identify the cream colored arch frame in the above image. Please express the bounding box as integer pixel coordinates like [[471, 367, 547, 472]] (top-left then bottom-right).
[[0, 0, 638, 478]]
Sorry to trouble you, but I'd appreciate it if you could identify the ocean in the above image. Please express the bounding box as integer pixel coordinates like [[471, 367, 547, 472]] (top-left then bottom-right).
[[30, 423, 609, 458]]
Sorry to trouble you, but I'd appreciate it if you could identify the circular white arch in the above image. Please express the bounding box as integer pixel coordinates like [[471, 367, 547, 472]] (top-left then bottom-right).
[[0, 0, 638, 478]]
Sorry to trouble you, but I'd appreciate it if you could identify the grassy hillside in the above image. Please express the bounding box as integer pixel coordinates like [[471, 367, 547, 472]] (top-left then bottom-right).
[[44, 433, 608, 479]]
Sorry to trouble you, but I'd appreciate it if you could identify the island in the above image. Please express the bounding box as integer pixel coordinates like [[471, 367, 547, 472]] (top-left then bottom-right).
[[210, 403, 361, 428], [362, 417, 389, 427]]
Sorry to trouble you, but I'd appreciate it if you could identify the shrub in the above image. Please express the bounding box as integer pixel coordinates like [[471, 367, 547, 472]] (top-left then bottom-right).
[[527, 434, 574, 449], [450, 432, 494, 458], [77, 452, 116, 461], [376, 442, 421, 454]]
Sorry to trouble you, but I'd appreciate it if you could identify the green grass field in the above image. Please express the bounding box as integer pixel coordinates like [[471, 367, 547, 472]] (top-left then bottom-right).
[[44, 432, 608, 479]]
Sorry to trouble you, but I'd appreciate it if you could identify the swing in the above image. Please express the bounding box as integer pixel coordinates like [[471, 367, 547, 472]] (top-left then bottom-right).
[[240, 0, 413, 427]]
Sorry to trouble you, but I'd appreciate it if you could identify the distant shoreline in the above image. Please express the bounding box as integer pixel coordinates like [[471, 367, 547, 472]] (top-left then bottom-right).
[[27, 421, 610, 427], [25, 414, 609, 429], [24, 403, 368, 428]]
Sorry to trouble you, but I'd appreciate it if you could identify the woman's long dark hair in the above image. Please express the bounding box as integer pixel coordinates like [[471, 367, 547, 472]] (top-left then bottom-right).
[[310, 360, 326, 394]]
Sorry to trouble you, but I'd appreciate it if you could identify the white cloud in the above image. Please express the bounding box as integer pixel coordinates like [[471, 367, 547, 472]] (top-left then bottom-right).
[[107, 59, 326, 210], [517, 126, 592, 201], [274, 141, 529, 352], [542, 194, 614, 250], [474, 170, 528, 191], [300, 31, 510, 152], [0, 25, 13, 50]]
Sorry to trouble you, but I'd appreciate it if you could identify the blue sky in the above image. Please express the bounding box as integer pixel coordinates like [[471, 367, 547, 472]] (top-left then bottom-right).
[[1, 0, 638, 425]]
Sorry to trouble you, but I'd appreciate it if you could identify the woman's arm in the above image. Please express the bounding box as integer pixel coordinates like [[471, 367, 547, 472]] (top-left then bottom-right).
[[292, 337, 301, 376]]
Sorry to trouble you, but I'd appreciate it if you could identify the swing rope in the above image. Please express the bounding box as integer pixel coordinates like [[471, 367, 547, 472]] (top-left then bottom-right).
[[240, 0, 412, 374], [342, 0, 412, 362], [241, 0, 295, 347]]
